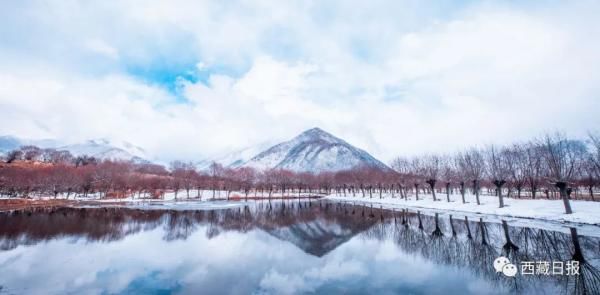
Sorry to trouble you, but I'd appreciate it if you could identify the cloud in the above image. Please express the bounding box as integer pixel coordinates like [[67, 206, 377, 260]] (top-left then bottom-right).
[[84, 38, 119, 60], [0, 0, 599, 163]]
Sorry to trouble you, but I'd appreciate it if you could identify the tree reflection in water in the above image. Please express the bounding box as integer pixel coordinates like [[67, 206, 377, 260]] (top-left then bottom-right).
[[1, 200, 599, 294]]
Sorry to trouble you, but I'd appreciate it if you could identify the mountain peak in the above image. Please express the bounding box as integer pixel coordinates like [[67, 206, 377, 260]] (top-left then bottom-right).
[[302, 127, 327, 135], [296, 127, 341, 144], [241, 128, 390, 172]]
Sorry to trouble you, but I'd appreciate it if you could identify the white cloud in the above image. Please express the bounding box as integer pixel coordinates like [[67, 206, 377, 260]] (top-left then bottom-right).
[[84, 38, 119, 60], [0, 0, 599, 163]]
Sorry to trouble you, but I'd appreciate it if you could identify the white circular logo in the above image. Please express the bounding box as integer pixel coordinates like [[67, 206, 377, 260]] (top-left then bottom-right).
[[502, 263, 518, 277], [493, 256, 511, 273]]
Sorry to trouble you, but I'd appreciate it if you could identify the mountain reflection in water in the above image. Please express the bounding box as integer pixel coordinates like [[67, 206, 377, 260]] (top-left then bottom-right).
[[0, 200, 598, 295]]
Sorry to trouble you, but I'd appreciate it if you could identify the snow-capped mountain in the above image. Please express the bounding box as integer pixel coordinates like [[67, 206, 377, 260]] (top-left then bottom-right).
[[0, 135, 148, 163], [58, 139, 148, 163], [195, 141, 274, 170], [241, 128, 390, 172], [265, 218, 365, 257]]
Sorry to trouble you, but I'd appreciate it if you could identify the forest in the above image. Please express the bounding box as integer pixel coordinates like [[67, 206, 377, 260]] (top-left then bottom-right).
[[1, 132, 599, 215]]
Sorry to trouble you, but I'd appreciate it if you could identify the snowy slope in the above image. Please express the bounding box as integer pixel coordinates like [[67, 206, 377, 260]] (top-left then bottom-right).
[[0, 135, 148, 163], [57, 139, 148, 162], [195, 141, 274, 170], [241, 128, 390, 172]]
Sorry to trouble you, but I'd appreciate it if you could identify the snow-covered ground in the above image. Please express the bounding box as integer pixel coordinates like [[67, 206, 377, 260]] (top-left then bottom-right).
[[75, 200, 249, 211], [1, 189, 322, 203], [326, 193, 600, 226]]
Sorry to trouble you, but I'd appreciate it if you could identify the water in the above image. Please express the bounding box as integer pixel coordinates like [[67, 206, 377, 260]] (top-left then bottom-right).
[[0, 200, 599, 295]]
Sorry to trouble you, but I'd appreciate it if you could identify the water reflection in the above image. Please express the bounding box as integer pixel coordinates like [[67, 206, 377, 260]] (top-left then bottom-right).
[[0, 200, 598, 294]]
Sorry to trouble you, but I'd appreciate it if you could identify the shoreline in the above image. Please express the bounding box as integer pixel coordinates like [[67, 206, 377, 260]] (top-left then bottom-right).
[[3, 193, 600, 228], [326, 193, 600, 226], [0, 195, 324, 212]]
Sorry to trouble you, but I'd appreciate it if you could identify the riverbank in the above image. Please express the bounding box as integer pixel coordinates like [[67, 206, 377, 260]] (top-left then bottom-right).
[[0, 191, 324, 211], [326, 193, 600, 226]]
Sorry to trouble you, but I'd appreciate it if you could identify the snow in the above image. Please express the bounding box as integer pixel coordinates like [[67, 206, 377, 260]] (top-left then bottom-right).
[[241, 127, 390, 172], [1, 189, 320, 207], [326, 192, 600, 226], [196, 141, 275, 170], [58, 139, 147, 162], [0, 135, 148, 163], [76, 200, 248, 211]]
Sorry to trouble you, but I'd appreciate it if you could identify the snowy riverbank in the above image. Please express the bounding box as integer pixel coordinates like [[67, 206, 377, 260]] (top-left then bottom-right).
[[0, 190, 324, 211], [326, 193, 600, 226]]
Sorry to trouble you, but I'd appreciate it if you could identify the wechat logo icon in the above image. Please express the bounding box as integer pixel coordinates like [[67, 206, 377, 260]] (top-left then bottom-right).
[[494, 256, 517, 277]]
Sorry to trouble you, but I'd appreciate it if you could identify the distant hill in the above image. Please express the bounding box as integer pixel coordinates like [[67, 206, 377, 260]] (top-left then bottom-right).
[[0, 135, 148, 163]]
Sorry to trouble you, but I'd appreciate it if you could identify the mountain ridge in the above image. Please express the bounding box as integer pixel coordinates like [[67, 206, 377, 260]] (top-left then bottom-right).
[[240, 128, 390, 172], [0, 135, 148, 163]]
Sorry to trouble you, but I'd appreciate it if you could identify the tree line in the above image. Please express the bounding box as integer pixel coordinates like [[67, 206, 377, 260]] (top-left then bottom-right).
[[387, 132, 600, 214], [1, 132, 599, 214]]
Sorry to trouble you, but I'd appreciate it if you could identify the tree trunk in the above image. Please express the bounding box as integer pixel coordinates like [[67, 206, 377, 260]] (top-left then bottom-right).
[[460, 182, 466, 204], [426, 179, 437, 201], [502, 220, 519, 252], [445, 182, 450, 202], [449, 215, 456, 236], [479, 218, 487, 245], [464, 216, 472, 239], [570, 227, 584, 262], [556, 182, 573, 214], [414, 184, 419, 201], [494, 180, 505, 208], [473, 180, 481, 205]]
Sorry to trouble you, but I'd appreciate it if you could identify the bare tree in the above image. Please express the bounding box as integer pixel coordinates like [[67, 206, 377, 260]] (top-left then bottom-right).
[[410, 157, 424, 201], [440, 155, 455, 202], [422, 154, 441, 202], [21, 145, 42, 161], [539, 133, 586, 214], [209, 162, 224, 199], [505, 144, 527, 198], [170, 161, 197, 199], [235, 167, 257, 200], [6, 150, 23, 163], [486, 145, 510, 208], [580, 159, 597, 201], [523, 142, 543, 199], [587, 132, 600, 200], [453, 153, 468, 204], [458, 148, 485, 205], [390, 157, 410, 200]]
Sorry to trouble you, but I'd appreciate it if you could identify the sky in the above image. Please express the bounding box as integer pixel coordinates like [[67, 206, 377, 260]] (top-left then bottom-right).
[[1, 0, 599, 163]]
